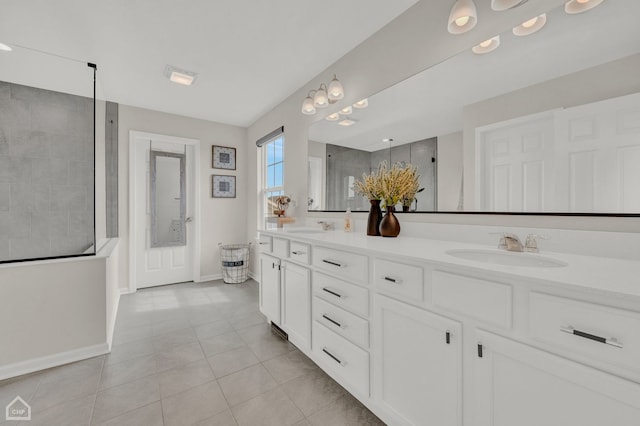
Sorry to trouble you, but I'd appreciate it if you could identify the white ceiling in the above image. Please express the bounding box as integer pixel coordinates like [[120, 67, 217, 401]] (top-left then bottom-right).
[[0, 0, 418, 127], [309, 0, 640, 151]]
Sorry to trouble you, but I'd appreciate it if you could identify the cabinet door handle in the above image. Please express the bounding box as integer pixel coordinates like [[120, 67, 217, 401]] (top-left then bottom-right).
[[259, 242, 269, 245], [477, 343, 483, 358], [560, 326, 623, 348], [322, 287, 343, 298], [445, 331, 451, 345], [291, 251, 306, 255], [322, 348, 344, 366], [322, 259, 343, 268], [383, 276, 402, 284], [322, 314, 343, 329]]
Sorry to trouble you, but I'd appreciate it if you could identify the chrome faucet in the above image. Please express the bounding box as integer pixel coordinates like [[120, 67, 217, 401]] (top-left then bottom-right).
[[317, 221, 334, 231], [492, 233, 524, 252]]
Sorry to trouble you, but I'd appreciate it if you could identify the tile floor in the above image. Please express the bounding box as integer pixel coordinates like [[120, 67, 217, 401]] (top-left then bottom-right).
[[0, 279, 385, 425]]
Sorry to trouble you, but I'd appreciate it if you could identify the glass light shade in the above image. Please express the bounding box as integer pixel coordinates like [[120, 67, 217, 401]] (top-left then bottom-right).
[[491, 0, 528, 11], [339, 106, 353, 115], [338, 119, 356, 127], [313, 87, 329, 108], [472, 36, 501, 54], [513, 14, 547, 36], [301, 96, 316, 115], [353, 98, 369, 109], [325, 113, 340, 121], [448, 0, 477, 35], [565, 0, 604, 14], [327, 75, 344, 101]]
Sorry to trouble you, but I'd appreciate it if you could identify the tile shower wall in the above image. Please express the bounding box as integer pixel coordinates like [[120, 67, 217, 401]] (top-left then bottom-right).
[[0, 81, 94, 261]]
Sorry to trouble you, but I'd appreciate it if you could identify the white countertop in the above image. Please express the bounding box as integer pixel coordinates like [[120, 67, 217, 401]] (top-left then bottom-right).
[[261, 229, 640, 300]]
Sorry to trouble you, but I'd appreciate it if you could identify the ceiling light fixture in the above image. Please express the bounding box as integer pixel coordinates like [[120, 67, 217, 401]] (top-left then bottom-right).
[[301, 74, 344, 115], [513, 13, 547, 36], [564, 0, 604, 14], [338, 118, 356, 127], [353, 98, 369, 109], [472, 36, 501, 54], [0, 43, 12, 52], [339, 106, 353, 115], [491, 0, 528, 11], [448, 0, 477, 34], [164, 65, 198, 86], [325, 113, 340, 121]]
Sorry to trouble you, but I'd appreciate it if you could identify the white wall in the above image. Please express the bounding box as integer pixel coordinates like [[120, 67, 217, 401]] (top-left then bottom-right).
[[117, 105, 248, 288]]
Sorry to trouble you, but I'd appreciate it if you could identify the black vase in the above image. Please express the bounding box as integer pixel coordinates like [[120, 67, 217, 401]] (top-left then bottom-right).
[[379, 206, 401, 237], [367, 200, 382, 236]]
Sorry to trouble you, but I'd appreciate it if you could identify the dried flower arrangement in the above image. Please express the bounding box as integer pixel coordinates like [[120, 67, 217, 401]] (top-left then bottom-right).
[[353, 163, 384, 200], [378, 162, 420, 208]]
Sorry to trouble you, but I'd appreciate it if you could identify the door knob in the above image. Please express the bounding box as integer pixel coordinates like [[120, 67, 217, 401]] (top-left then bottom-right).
[[185, 217, 193, 223]]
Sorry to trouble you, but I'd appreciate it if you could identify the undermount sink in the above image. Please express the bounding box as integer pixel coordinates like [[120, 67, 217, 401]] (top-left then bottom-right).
[[284, 228, 325, 234], [446, 249, 567, 268]]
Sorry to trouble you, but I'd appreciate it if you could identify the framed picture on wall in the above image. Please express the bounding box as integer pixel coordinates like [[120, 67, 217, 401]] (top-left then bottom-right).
[[212, 145, 236, 170], [212, 175, 236, 198]]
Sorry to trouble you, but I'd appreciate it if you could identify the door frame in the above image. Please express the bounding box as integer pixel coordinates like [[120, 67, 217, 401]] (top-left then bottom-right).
[[128, 130, 201, 292]]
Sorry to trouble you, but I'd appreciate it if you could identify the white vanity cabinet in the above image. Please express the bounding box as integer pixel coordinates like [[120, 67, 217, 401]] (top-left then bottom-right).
[[473, 330, 640, 426], [281, 261, 311, 350], [259, 254, 281, 324], [373, 294, 462, 426]]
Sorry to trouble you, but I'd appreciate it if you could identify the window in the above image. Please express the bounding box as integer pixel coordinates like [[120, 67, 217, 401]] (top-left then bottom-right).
[[261, 134, 284, 229]]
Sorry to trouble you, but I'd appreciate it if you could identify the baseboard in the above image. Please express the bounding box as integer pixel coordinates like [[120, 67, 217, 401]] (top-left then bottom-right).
[[119, 288, 135, 295], [0, 343, 109, 381], [106, 292, 121, 351], [248, 271, 258, 282], [196, 274, 222, 283]]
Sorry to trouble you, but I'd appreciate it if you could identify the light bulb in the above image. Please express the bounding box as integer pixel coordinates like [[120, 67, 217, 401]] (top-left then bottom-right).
[[479, 39, 492, 48], [455, 16, 470, 27], [577, 0, 589, 3], [448, 0, 477, 34], [339, 106, 352, 115], [353, 98, 368, 109], [325, 113, 340, 121], [522, 16, 538, 28]]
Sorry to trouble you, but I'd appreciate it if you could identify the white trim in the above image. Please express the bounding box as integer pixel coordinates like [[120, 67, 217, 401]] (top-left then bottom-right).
[[129, 131, 201, 292], [0, 343, 109, 381], [249, 271, 259, 282], [106, 292, 120, 351], [119, 287, 135, 295], [196, 274, 223, 283]]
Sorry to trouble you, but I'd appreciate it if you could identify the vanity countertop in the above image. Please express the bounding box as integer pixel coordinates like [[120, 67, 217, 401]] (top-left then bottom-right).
[[260, 229, 640, 300]]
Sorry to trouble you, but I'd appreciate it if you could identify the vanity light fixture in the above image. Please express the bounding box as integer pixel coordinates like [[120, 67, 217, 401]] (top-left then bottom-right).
[[513, 13, 547, 36], [0, 43, 12, 52], [565, 0, 604, 14], [301, 74, 344, 115], [339, 106, 353, 115], [472, 36, 501, 54], [338, 118, 356, 127], [352, 98, 369, 109], [491, 0, 528, 11], [325, 112, 340, 121], [164, 65, 198, 86], [448, 0, 477, 34]]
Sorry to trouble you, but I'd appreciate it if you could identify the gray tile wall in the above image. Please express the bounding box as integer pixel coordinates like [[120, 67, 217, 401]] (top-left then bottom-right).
[[0, 81, 94, 261]]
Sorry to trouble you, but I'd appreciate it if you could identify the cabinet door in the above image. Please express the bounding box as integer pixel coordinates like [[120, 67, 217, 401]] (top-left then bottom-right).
[[474, 330, 640, 426], [373, 295, 462, 426], [259, 254, 280, 324], [282, 261, 311, 350]]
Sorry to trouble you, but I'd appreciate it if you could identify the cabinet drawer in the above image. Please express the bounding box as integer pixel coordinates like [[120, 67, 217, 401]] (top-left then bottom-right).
[[272, 238, 290, 258], [312, 246, 368, 284], [432, 270, 512, 329], [289, 241, 311, 265], [530, 292, 640, 375], [313, 321, 369, 397], [313, 272, 369, 318], [374, 258, 424, 303], [258, 234, 272, 253], [314, 297, 369, 349]]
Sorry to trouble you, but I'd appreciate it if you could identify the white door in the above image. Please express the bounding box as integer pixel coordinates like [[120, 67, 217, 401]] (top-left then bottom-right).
[[373, 295, 462, 426], [281, 261, 311, 350], [130, 131, 199, 289], [473, 330, 640, 426]]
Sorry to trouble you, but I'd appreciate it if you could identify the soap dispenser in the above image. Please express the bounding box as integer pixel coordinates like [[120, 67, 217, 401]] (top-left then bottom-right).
[[344, 208, 353, 232]]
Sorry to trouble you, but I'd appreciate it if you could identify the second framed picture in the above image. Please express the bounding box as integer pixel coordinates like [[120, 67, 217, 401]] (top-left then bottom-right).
[[212, 175, 236, 198], [212, 145, 236, 170]]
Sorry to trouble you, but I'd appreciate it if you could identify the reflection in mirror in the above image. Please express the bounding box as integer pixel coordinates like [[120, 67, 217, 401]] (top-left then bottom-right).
[[308, 0, 640, 214], [150, 151, 186, 247]]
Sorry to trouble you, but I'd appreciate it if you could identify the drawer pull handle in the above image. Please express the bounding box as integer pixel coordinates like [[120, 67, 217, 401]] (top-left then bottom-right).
[[560, 326, 623, 348], [445, 331, 451, 345], [322, 259, 343, 268], [322, 348, 344, 366], [292, 251, 306, 255], [259, 242, 269, 245], [383, 276, 402, 284], [322, 287, 343, 298], [477, 343, 483, 358], [322, 314, 343, 329]]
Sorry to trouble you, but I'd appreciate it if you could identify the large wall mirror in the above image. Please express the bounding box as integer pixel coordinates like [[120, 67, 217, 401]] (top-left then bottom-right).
[[308, 0, 640, 214]]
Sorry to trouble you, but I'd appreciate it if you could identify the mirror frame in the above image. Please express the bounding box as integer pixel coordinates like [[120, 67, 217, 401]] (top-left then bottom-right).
[[150, 150, 187, 247]]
